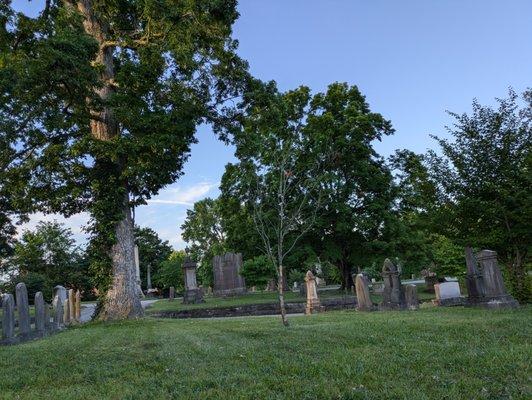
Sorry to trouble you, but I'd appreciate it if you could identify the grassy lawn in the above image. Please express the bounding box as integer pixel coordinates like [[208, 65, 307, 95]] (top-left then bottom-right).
[[1, 307, 530, 399], [148, 286, 435, 314]]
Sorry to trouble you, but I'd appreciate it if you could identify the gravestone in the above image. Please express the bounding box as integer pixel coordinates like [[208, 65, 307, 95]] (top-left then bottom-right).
[[265, 279, 276, 292], [2, 294, 15, 342], [63, 293, 70, 325], [404, 285, 419, 310], [53, 285, 67, 304], [213, 253, 246, 296], [379, 259, 406, 310], [53, 297, 64, 330], [168, 286, 175, 301], [15, 282, 31, 337], [304, 271, 321, 315], [465, 248, 518, 308], [75, 290, 81, 322], [68, 289, 76, 322], [183, 258, 205, 304], [34, 292, 46, 335], [44, 302, 52, 331], [433, 282, 464, 306], [355, 274, 373, 311]]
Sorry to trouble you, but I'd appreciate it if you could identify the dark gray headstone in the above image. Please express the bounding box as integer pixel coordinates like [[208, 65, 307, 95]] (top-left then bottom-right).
[[465, 248, 518, 308], [44, 302, 52, 331], [379, 259, 406, 310], [212, 253, 246, 296], [2, 294, 15, 341], [34, 292, 46, 334], [15, 282, 31, 337]]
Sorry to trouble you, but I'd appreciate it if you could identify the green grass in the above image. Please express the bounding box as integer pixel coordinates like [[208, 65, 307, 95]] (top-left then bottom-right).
[[1, 307, 530, 399], [148, 286, 435, 314]]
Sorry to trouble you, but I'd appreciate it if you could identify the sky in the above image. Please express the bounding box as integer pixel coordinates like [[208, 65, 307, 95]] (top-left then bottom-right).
[[11, 0, 532, 249]]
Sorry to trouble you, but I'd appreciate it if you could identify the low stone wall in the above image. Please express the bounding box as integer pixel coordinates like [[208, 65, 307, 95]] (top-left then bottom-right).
[[153, 297, 357, 319]]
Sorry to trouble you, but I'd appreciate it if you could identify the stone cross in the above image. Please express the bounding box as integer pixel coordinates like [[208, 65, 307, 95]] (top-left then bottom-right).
[[404, 285, 419, 310], [15, 282, 31, 337], [2, 293, 15, 342], [355, 274, 373, 311], [34, 291, 46, 335], [304, 271, 321, 315]]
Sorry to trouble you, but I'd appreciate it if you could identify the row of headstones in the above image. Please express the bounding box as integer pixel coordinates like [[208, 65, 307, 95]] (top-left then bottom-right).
[[1, 283, 81, 345]]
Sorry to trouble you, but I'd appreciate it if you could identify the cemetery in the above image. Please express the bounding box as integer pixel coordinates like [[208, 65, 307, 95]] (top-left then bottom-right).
[[1, 1, 531, 399]]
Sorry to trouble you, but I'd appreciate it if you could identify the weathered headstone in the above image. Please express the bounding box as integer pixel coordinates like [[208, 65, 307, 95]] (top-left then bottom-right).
[[213, 253, 246, 296], [168, 286, 175, 301], [15, 282, 31, 337], [465, 248, 518, 308], [265, 279, 276, 292], [355, 274, 373, 311], [421, 264, 438, 293], [44, 302, 51, 331], [433, 282, 464, 306], [304, 271, 321, 315], [75, 290, 81, 322], [379, 259, 406, 310], [405, 284, 419, 310], [53, 296, 64, 330], [63, 293, 70, 325], [2, 294, 15, 342], [183, 258, 204, 304], [68, 289, 76, 322], [34, 292, 46, 335], [53, 285, 67, 304]]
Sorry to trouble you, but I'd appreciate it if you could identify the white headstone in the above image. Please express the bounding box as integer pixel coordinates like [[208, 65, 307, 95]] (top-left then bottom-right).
[[435, 282, 461, 300]]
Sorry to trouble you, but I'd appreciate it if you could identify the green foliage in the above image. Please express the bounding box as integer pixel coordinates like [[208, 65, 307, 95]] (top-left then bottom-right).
[[429, 234, 466, 278], [1, 1, 249, 302], [152, 250, 186, 292], [134, 226, 172, 289], [241, 255, 276, 287], [428, 89, 532, 302], [1, 221, 92, 299]]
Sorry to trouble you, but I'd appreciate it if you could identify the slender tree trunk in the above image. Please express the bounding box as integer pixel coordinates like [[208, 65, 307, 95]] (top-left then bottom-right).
[[278, 264, 289, 327], [75, 0, 143, 319]]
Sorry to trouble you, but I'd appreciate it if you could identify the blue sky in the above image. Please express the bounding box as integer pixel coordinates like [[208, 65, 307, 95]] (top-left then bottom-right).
[[13, 0, 532, 249]]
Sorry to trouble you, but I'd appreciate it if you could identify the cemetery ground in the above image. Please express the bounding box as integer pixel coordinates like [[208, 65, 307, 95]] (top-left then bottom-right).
[[0, 306, 530, 399]]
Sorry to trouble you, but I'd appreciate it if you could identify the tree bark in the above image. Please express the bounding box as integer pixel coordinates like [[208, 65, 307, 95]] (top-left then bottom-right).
[[339, 260, 354, 292], [278, 264, 289, 327], [74, 0, 143, 319]]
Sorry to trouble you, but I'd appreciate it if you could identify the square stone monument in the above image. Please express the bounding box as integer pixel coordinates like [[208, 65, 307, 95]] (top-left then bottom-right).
[[465, 248, 518, 308], [182, 258, 204, 304], [213, 253, 246, 296]]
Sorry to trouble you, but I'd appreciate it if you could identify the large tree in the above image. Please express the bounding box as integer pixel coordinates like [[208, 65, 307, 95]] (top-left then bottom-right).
[[1, 1, 247, 319], [428, 89, 531, 301]]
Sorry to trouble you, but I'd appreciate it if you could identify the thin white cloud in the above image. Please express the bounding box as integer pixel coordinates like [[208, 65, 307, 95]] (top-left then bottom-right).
[[147, 181, 218, 206]]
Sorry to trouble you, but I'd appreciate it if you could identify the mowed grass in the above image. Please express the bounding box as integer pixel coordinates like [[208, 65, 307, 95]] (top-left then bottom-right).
[[148, 286, 434, 313], [1, 307, 530, 399]]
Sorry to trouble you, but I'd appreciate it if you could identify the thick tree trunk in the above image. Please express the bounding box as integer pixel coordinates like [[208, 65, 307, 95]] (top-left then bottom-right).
[[98, 197, 144, 319], [278, 265, 289, 327], [339, 260, 354, 292], [75, 0, 143, 319]]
